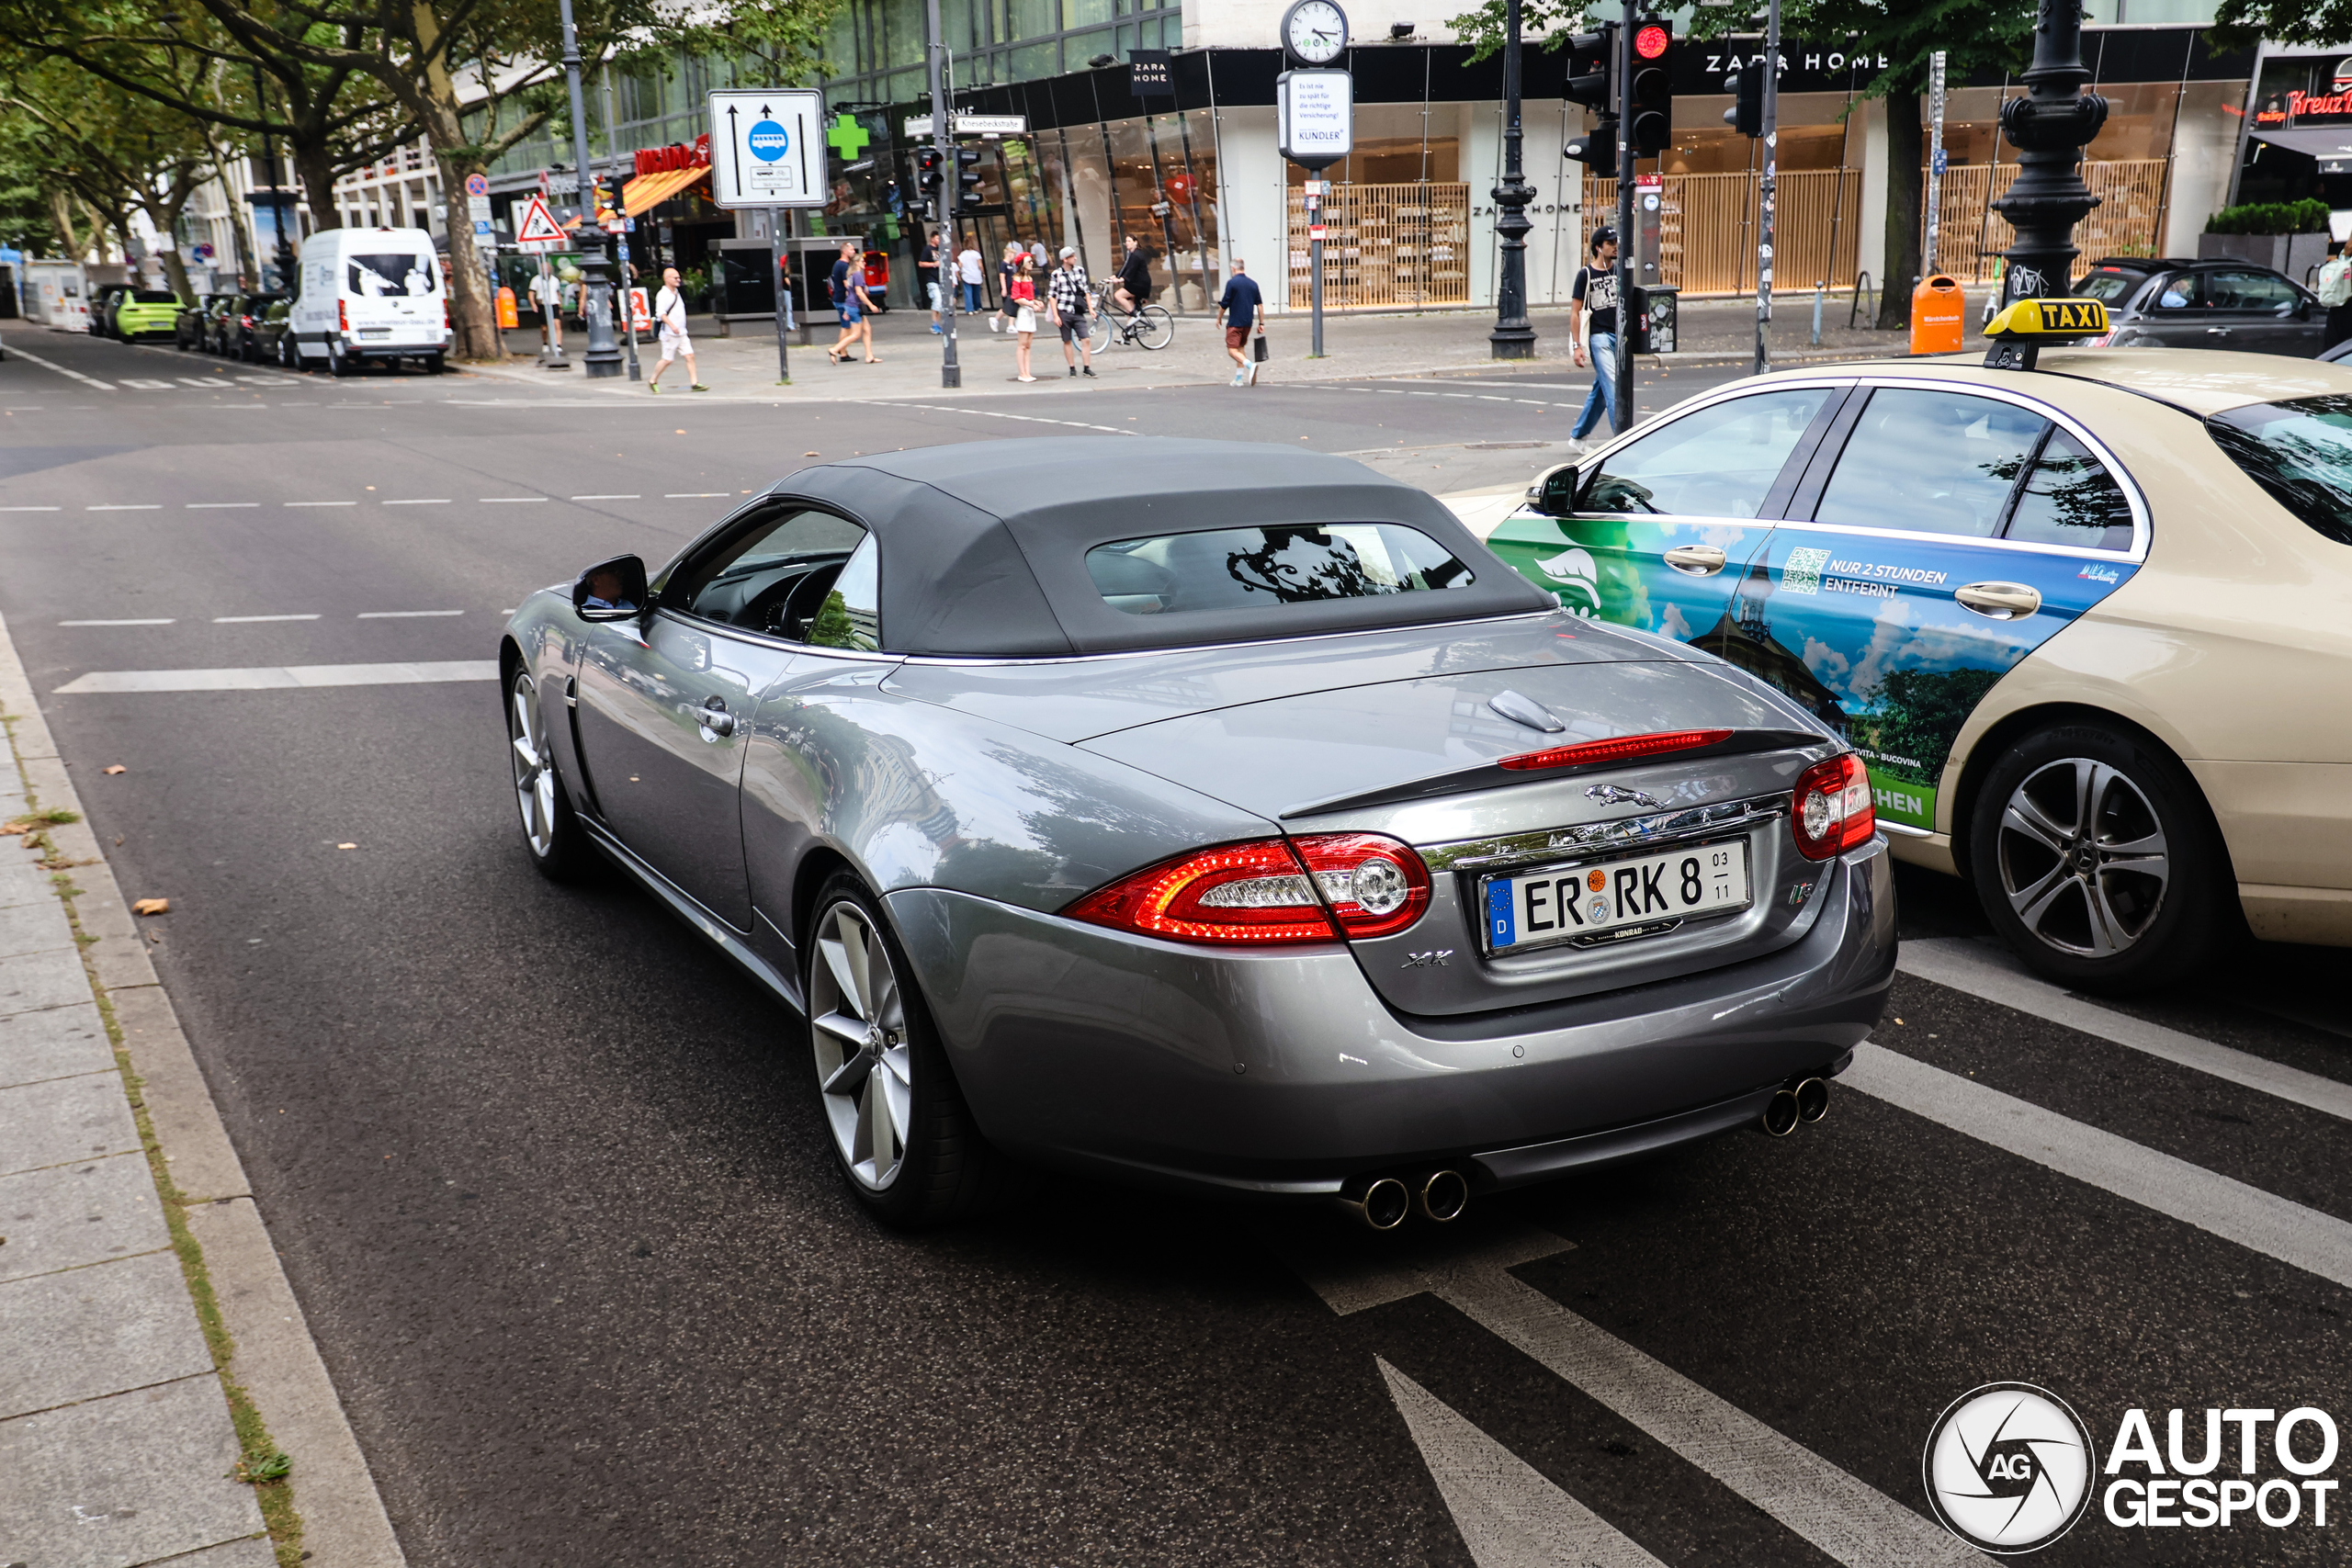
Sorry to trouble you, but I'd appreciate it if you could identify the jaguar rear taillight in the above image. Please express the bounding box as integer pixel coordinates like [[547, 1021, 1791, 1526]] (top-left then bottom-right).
[[1792, 753, 1874, 860], [1064, 833, 1430, 946], [1499, 728, 1735, 772]]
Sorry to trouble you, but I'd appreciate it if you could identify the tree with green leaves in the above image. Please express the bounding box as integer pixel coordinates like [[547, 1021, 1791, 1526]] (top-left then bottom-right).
[[2210, 1, 2348, 50], [1451, 1, 2039, 329]]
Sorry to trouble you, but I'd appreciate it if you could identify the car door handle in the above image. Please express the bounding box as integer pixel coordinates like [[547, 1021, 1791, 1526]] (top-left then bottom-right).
[[2205, 326, 2232, 335], [697, 698, 736, 738], [1663, 545, 1727, 575], [1954, 581, 2042, 620]]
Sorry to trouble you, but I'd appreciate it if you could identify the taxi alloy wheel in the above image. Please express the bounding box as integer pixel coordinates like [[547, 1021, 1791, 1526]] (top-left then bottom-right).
[[803, 874, 1007, 1227], [1970, 721, 2228, 993]]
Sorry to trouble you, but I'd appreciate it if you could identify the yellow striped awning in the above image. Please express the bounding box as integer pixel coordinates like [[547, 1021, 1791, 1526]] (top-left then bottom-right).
[[621, 164, 710, 217]]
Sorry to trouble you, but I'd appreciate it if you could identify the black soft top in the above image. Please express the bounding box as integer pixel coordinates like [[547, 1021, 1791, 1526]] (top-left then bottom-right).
[[763, 437, 1550, 657]]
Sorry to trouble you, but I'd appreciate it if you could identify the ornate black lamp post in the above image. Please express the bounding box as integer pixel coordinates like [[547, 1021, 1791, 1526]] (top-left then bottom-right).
[[1990, 0, 2109, 305], [1488, 0, 1536, 359]]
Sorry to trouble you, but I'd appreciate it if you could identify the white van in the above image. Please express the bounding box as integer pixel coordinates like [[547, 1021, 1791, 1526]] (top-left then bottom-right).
[[290, 226, 451, 375], [20, 260, 91, 333]]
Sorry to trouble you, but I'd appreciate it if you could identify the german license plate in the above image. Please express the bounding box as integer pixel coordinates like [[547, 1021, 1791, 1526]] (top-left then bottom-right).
[[1483, 840, 1750, 953], [358, 328, 392, 340]]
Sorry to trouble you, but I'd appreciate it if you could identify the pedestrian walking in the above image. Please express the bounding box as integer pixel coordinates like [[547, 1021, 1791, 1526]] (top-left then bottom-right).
[[919, 229, 945, 333], [1569, 227, 1624, 445], [1008, 255, 1041, 380], [1049, 247, 1097, 378], [958, 239, 985, 313], [529, 265, 563, 351], [645, 266, 707, 393], [1216, 258, 1263, 387], [991, 242, 1022, 332], [826, 240, 879, 365], [2320, 241, 2352, 352]]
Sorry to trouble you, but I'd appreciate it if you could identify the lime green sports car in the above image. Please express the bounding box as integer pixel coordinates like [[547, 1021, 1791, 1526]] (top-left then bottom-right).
[[111, 289, 186, 341]]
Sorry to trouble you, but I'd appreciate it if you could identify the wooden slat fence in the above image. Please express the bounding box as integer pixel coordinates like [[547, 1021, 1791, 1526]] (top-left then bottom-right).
[[1284, 183, 1471, 311]]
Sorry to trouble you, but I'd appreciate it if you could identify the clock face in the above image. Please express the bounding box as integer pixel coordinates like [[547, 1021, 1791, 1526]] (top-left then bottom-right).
[[1284, 0, 1347, 65]]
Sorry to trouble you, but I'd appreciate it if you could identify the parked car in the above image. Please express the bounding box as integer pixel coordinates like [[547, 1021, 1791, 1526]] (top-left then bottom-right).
[[2067, 254, 2326, 355], [1481, 329, 2352, 994], [254, 299, 299, 368], [175, 292, 229, 351], [110, 288, 186, 342], [221, 292, 286, 361], [88, 285, 129, 336], [500, 440, 1894, 1226], [199, 294, 241, 355], [288, 226, 449, 374]]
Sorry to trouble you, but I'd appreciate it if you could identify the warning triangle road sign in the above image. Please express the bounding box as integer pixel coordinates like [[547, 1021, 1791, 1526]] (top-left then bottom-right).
[[514, 193, 568, 247]]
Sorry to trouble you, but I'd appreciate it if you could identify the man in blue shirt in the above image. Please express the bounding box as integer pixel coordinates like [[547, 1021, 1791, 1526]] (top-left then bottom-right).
[[1216, 259, 1263, 388]]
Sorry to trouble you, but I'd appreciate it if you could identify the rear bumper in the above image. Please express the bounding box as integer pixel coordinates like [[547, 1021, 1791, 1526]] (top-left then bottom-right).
[[886, 835, 1895, 1197]]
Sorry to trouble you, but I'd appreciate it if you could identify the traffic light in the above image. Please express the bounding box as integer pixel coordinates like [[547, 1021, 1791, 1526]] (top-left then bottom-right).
[[952, 146, 986, 215], [916, 146, 944, 197], [1562, 26, 1617, 171], [1723, 56, 1764, 139], [1627, 17, 1674, 159]]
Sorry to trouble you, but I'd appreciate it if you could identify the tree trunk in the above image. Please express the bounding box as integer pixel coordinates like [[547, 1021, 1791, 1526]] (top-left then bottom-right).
[[430, 144, 503, 359], [288, 131, 344, 235], [1877, 91, 1923, 331], [157, 243, 196, 302]]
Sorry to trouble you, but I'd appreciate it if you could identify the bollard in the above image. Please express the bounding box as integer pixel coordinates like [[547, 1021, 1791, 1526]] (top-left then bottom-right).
[[1811, 279, 1825, 346], [1909, 274, 1965, 355]]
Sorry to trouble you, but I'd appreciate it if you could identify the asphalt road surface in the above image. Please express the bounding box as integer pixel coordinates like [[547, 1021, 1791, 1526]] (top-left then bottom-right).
[[6, 326, 2351, 1567]]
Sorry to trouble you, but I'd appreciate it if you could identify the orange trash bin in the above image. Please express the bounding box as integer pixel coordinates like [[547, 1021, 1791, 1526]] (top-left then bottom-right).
[[1910, 274, 1964, 355], [496, 286, 519, 330]]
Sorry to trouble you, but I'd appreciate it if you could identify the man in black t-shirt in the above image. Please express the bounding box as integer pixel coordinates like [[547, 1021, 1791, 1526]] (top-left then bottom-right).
[[1570, 226, 1623, 442]]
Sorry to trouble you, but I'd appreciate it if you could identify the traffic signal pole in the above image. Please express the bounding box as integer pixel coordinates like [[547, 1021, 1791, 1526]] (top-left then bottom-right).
[[1754, 0, 1780, 376], [1614, 0, 1636, 426], [927, 0, 962, 389]]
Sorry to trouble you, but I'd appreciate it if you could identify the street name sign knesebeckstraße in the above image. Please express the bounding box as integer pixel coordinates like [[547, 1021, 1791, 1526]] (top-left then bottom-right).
[[1278, 70, 1352, 168], [899, 113, 1030, 139], [707, 90, 825, 209]]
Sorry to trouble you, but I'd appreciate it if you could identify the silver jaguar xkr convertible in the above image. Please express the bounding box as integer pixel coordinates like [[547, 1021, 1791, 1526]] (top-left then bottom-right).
[[499, 439, 1894, 1227]]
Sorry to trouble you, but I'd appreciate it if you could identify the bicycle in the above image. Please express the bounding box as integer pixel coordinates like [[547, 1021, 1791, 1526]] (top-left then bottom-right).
[[1086, 288, 1174, 353]]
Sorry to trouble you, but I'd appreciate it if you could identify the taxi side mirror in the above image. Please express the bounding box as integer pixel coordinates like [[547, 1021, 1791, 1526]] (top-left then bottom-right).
[[1526, 461, 1583, 517], [572, 554, 649, 622]]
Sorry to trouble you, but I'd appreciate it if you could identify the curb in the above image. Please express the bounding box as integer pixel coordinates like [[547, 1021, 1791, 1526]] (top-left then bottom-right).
[[0, 612, 407, 1568]]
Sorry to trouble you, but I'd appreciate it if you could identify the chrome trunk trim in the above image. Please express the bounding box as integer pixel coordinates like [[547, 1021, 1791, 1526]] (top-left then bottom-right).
[[1419, 792, 1790, 873]]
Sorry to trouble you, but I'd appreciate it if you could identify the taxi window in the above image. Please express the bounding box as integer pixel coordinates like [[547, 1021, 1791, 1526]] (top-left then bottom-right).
[[1086, 525, 1471, 615], [2207, 395, 2352, 546], [1577, 388, 1831, 518], [1815, 389, 2047, 538], [2003, 430, 2134, 551]]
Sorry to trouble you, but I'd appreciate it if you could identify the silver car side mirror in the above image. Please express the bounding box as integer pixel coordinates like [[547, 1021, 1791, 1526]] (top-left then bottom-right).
[[572, 553, 649, 622]]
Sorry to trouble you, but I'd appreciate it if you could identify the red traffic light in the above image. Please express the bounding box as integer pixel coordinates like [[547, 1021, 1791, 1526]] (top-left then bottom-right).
[[1634, 23, 1669, 59]]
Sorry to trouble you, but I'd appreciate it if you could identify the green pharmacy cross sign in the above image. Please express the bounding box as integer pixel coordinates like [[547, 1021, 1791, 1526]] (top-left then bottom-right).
[[826, 114, 871, 161]]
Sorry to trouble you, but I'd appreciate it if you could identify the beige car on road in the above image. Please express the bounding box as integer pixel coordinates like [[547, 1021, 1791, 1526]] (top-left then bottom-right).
[[1476, 346, 2352, 992]]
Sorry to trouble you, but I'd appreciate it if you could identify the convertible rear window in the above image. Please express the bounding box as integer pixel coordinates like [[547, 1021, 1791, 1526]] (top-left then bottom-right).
[[1085, 525, 1473, 615], [2206, 396, 2352, 546]]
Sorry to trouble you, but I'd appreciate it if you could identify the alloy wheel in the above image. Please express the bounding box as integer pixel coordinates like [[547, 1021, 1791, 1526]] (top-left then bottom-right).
[[506, 673, 559, 858], [809, 901, 912, 1190], [1995, 756, 2169, 958]]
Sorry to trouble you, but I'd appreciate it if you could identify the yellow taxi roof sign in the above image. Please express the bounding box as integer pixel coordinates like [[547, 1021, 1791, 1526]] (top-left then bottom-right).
[[1984, 297, 2109, 339]]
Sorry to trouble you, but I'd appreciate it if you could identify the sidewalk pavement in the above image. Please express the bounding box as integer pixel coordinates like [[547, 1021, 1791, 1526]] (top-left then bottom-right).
[[0, 615, 405, 1568], [466, 290, 1924, 405]]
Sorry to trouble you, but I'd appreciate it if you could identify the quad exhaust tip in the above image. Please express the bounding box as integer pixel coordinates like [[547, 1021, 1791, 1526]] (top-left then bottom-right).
[[1759, 1077, 1831, 1137], [1339, 1168, 1470, 1230], [1795, 1077, 1829, 1124]]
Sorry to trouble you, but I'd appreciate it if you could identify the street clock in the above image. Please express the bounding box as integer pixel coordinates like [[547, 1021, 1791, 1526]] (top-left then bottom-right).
[[1282, 0, 1349, 66]]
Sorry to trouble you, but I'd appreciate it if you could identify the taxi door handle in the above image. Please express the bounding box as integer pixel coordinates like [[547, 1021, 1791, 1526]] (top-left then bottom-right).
[[1955, 581, 2043, 620], [1663, 545, 1727, 576]]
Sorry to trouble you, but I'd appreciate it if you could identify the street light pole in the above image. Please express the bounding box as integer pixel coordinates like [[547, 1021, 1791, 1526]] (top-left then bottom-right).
[[555, 0, 621, 377], [1991, 0, 2108, 308], [1487, 0, 1536, 359], [928, 0, 962, 389], [1753, 0, 1779, 376], [1613, 0, 1635, 424], [601, 63, 641, 381]]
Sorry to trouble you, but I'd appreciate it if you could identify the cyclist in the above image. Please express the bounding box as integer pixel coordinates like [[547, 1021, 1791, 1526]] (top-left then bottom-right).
[[1111, 234, 1153, 318]]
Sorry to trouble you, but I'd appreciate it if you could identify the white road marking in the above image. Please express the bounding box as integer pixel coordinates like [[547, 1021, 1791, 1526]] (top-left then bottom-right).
[[571, 493, 639, 500], [1380, 1359, 1668, 1568], [285, 501, 356, 508], [120, 378, 175, 390], [212, 615, 321, 623], [1899, 937, 2352, 1122], [176, 378, 226, 389], [0, 506, 62, 513], [884, 402, 1139, 437], [62, 619, 175, 626], [1283, 1224, 1975, 1567], [87, 504, 162, 512], [54, 660, 500, 694], [479, 496, 546, 503], [186, 502, 259, 509], [1846, 1041, 2352, 1290], [4, 344, 115, 389], [356, 610, 462, 618], [663, 491, 731, 497]]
